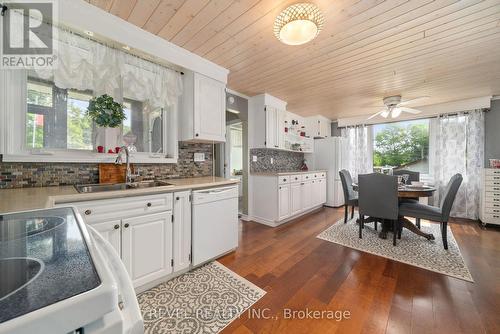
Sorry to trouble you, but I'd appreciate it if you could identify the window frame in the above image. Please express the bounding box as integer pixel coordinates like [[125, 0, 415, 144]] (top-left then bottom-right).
[[0, 70, 178, 163]]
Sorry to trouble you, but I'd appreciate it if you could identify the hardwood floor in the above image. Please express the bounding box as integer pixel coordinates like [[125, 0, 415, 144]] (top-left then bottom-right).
[[218, 207, 500, 334]]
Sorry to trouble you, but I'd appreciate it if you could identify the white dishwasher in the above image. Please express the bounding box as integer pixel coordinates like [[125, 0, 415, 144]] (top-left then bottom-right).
[[192, 185, 239, 266]]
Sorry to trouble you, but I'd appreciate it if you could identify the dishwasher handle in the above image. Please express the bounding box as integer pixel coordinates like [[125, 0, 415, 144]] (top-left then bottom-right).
[[194, 186, 236, 195]]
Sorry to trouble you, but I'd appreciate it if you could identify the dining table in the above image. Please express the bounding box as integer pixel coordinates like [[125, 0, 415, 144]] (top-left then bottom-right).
[[352, 183, 437, 240]]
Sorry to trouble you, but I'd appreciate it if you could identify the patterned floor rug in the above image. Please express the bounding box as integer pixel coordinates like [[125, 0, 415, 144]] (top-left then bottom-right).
[[137, 261, 266, 334], [317, 215, 473, 282]]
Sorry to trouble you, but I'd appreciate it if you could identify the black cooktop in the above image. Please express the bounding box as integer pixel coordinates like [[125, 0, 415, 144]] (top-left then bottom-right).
[[0, 207, 101, 323]]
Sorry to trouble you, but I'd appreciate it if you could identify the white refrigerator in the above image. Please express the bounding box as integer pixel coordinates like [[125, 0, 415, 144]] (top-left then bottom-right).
[[312, 137, 348, 207]]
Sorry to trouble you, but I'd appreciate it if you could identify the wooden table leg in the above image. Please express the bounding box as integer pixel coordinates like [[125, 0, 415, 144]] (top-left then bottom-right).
[[399, 217, 435, 240]]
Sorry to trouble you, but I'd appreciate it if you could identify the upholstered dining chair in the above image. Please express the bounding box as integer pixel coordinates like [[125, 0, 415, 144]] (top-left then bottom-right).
[[339, 170, 358, 224], [358, 173, 400, 246], [393, 170, 420, 184], [398, 174, 463, 250]]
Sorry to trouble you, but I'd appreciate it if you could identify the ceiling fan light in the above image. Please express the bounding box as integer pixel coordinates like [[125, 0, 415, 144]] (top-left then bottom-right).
[[381, 110, 390, 118], [274, 3, 325, 45], [391, 107, 402, 118]]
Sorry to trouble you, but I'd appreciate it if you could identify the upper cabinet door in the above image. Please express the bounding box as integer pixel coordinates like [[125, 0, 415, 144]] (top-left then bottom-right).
[[122, 212, 173, 288], [180, 71, 226, 143], [265, 106, 278, 149], [194, 73, 226, 142]]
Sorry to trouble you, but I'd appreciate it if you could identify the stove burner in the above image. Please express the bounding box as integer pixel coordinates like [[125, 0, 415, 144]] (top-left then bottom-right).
[[0, 216, 65, 242], [0, 257, 44, 301]]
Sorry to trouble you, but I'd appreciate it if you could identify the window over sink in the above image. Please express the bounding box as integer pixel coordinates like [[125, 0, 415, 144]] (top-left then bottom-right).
[[1, 22, 182, 163]]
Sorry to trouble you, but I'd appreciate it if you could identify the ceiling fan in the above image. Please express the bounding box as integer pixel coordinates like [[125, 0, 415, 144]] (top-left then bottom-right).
[[367, 95, 429, 120]]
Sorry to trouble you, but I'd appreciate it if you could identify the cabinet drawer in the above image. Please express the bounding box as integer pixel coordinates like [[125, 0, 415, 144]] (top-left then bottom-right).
[[485, 179, 500, 187], [482, 213, 500, 222], [484, 207, 500, 215], [73, 193, 173, 224], [278, 175, 291, 184], [485, 169, 500, 176], [290, 174, 302, 183], [301, 173, 314, 181], [485, 175, 500, 182]]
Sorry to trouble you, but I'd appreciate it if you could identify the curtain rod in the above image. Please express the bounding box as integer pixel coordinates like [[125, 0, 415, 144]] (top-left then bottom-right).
[[337, 108, 489, 129]]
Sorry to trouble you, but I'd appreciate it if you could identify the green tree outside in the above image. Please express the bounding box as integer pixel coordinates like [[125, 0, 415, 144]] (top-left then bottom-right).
[[373, 121, 429, 171]]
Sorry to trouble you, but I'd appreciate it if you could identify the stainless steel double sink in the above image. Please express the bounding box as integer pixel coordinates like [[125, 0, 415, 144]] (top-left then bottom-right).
[[74, 180, 174, 193]]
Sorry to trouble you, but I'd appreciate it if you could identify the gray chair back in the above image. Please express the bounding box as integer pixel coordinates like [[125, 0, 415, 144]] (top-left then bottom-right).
[[358, 173, 399, 220], [439, 174, 463, 221], [339, 170, 356, 202], [393, 169, 420, 183]]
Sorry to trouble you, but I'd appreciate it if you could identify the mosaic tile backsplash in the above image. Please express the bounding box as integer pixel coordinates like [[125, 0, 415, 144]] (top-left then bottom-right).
[[250, 148, 304, 173], [0, 142, 213, 189]]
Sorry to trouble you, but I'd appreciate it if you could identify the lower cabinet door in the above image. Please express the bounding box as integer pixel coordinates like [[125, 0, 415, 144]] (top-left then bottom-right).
[[122, 211, 173, 288], [278, 183, 291, 220], [301, 181, 312, 210], [92, 220, 121, 256], [319, 178, 327, 204], [290, 182, 302, 216], [173, 191, 192, 272]]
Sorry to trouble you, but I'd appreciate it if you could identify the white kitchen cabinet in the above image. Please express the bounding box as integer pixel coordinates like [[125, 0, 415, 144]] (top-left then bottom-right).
[[122, 212, 173, 288], [173, 191, 192, 272], [252, 171, 327, 226], [180, 71, 226, 142], [319, 178, 327, 204], [306, 116, 331, 138], [265, 106, 278, 149], [278, 183, 291, 220], [301, 180, 313, 210], [92, 220, 121, 256], [290, 182, 302, 216]]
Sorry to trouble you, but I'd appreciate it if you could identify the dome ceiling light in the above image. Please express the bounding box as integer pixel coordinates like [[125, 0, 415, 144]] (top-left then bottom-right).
[[273, 3, 325, 46]]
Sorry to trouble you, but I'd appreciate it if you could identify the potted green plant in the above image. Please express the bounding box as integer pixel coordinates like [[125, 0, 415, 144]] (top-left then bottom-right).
[[86, 94, 126, 151]]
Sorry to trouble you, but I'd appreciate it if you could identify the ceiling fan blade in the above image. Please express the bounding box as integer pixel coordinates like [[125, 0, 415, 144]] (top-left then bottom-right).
[[400, 107, 422, 114], [362, 105, 385, 108], [400, 96, 430, 106], [367, 109, 387, 120]]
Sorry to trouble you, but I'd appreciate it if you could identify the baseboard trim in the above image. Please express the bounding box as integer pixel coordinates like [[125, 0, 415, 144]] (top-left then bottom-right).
[[247, 205, 325, 228]]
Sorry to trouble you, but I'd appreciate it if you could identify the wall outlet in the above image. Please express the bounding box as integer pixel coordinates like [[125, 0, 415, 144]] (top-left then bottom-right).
[[252, 155, 258, 162], [194, 153, 205, 162], [270, 157, 274, 164]]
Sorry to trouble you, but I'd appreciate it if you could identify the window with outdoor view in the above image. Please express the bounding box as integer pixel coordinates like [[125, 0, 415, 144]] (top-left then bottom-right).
[[372, 119, 430, 174], [26, 78, 163, 154], [27, 78, 94, 151]]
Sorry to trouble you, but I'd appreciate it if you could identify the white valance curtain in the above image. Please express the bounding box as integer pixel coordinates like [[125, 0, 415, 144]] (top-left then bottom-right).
[[429, 110, 485, 219], [33, 29, 183, 107], [341, 125, 373, 181]]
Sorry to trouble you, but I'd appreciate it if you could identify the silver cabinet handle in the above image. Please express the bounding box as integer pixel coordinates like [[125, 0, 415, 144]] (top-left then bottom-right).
[[114, 224, 120, 230], [124, 223, 130, 228], [85, 209, 91, 215]]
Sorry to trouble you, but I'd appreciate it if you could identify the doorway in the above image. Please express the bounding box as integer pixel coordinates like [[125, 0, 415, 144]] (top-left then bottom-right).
[[215, 92, 249, 216]]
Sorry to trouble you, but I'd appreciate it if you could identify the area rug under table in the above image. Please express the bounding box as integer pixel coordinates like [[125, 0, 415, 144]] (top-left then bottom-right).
[[137, 261, 266, 334], [317, 215, 473, 282]]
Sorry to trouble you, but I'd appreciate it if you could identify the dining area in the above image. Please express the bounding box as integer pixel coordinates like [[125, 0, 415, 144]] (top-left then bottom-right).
[[317, 168, 473, 282], [339, 169, 462, 249]]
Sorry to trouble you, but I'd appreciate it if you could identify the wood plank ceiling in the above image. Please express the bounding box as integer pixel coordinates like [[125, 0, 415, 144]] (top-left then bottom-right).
[[86, 0, 500, 119]]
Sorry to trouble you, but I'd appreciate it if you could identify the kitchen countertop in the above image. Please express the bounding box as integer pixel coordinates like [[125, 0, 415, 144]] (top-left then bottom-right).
[[0, 176, 239, 213], [251, 170, 327, 176]]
